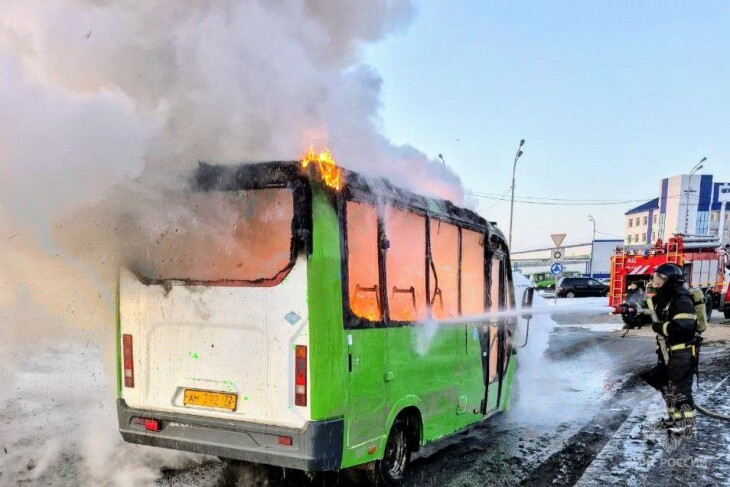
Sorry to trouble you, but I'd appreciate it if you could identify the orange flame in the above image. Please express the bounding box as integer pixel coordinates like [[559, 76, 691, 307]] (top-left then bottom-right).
[[300, 145, 342, 190]]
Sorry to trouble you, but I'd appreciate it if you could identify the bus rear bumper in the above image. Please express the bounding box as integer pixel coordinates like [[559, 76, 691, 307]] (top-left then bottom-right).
[[117, 399, 343, 471]]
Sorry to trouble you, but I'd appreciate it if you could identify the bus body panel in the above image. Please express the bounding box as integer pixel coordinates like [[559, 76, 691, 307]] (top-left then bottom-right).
[[307, 187, 348, 421], [118, 255, 310, 428], [385, 325, 466, 442]]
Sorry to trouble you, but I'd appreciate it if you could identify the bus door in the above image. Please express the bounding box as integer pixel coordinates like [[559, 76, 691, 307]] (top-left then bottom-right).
[[483, 252, 506, 413], [343, 200, 388, 450], [461, 230, 490, 414]]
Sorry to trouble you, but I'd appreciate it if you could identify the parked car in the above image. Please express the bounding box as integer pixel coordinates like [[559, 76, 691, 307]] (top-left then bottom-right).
[[557, 277, 609, 298], [598, 278, 611, 286]]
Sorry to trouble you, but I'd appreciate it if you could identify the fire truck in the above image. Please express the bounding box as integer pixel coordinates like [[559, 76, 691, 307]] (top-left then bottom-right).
[[609, 235, 730, 320]]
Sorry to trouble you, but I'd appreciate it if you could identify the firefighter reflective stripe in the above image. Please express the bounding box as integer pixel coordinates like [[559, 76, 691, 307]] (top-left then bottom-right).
[[662, 322, 669, 336], [673, 313, 697, 320], [646, 297, 660, 324], [673, 410, 695, 419], [670, 343, 695, 352]]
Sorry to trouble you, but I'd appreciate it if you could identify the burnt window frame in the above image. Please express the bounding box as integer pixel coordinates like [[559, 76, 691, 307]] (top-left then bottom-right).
[[340, 189, 490, 330], [136, 163, 312, 286]]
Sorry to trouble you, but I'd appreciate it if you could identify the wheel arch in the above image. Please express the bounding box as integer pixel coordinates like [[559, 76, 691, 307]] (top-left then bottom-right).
[[384, 396, 425, 453]]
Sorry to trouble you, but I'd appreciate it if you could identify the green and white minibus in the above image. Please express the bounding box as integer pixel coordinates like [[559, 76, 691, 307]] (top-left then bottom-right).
[[116, 160, 526, 484]]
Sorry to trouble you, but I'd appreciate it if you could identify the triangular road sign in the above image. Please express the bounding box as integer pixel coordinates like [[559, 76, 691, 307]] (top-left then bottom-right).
[[551, 233, 566, 247]]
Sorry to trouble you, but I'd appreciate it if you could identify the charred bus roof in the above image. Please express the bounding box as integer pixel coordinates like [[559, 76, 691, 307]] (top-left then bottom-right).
[[193, 161, 507, 246]]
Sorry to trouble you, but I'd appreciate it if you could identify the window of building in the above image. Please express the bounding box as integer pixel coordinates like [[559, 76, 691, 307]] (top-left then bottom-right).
[[654, 214, 658, 225], [461, 229, 486, 315], [384, 206, 426, 322], [652, 232, 656, 242], [643, 216, 648, 225], [346, 201, 382, 322], [658, 214, 666, 239], [429, 219, 459, 319], [628, 219, 633, 228], [641, 233, 646, 242], [635, 218, 640, 226], [626, 235, 632, 244], [635, 234, 639, 243], [696, 211, 710, 235]]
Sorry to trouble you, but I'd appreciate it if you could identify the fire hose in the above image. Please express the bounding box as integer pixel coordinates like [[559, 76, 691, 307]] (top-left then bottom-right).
[[617, 304, 730, 422]]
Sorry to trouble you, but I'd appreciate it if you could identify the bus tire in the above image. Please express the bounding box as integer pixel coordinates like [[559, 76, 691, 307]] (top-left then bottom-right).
[[371, 419, 411, 486], [725, 306, 730, 319]]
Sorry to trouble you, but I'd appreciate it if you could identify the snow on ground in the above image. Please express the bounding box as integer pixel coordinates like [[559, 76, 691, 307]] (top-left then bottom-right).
[[0, 342, 209, 486]]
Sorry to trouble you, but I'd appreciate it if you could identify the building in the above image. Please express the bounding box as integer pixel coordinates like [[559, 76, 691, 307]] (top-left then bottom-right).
[[511, 240, 623, 279], [625, 175, 730, 246]]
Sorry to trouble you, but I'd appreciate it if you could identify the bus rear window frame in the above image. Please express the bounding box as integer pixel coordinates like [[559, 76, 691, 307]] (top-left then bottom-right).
[[134, 177, 312, 287]]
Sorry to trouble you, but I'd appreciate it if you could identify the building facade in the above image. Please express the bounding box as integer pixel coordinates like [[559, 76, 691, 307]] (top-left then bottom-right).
[[625, 175, 730, 246]]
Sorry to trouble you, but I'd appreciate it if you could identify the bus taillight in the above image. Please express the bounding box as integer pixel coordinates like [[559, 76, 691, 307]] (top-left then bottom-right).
[[295, 345, 307, 406], [123, 334, 135, 388]]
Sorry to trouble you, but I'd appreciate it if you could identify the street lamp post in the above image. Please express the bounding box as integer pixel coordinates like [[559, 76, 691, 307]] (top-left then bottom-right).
[[683, 157, 707, 235], [588, 215, 596, 277], [508, 139, 525, 249]]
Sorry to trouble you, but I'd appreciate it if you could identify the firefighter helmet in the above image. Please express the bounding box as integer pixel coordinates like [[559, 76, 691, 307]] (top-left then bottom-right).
[[654, 263, 685, 288]]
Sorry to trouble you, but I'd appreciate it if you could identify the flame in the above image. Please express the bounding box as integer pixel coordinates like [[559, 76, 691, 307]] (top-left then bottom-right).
[[300, 145, 342, 190]]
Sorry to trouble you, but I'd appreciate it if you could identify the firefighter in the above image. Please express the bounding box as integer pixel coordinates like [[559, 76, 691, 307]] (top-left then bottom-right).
[[632, 263, 699, 434]]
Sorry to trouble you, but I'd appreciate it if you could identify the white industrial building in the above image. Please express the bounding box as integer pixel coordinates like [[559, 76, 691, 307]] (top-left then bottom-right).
[[511, 240, 622, 279], [624, 175, 730, 246]]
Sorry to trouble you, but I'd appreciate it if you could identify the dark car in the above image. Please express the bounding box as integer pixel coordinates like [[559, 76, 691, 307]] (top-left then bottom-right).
[[557, 277, 609, 298]]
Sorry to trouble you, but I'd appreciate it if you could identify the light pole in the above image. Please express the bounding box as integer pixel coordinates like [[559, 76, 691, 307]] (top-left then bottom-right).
[[508, 139, 525, 249], [683, 157, 706, 235], [588, 215, 596, 277]]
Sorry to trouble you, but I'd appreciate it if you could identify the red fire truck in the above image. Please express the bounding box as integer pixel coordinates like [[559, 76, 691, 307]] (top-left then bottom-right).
[[609, 236, 730, 320]]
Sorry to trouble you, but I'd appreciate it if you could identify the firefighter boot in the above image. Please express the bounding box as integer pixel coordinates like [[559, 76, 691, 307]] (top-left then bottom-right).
[[668, 406, 695, 435], [657, 407, 676, 429]]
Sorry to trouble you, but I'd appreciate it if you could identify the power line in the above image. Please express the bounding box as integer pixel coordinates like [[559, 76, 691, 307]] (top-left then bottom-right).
[[482, 185, 512, 210], [470, 191, 648, 203], [468, 193, 644, 206]]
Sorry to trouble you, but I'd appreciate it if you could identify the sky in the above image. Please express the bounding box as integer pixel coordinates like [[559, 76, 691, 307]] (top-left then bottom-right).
[[364, 0, 730, 251]]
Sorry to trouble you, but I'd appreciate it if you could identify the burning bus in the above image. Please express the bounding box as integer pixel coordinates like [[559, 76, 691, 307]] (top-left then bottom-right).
[[115, 151, 529, 484]]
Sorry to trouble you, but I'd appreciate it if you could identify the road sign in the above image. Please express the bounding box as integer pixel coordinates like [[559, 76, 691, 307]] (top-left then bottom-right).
[[551, 262, 564, 275], [551, 233, 566, 247], [552, 247, 565, 261]]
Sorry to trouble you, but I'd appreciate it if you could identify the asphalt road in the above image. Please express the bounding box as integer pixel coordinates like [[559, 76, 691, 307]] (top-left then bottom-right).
[[158, 318, 730, 487]]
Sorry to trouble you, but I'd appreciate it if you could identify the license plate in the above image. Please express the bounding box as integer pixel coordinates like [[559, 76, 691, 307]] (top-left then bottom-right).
[[183, 389, 237, 411]]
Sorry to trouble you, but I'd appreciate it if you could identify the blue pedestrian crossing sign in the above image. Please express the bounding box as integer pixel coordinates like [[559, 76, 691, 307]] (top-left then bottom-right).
[[550, 262, 564, 275]]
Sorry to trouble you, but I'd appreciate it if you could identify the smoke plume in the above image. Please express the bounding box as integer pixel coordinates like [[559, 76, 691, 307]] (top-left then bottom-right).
[[0, 1, 465, 484]]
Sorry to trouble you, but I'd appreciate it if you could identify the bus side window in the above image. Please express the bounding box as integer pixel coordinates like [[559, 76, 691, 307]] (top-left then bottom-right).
[[429, 219, 459, 319], [384, 207, 426, 322], [346, 201, 382, 322], [461, 229, 486, 316]]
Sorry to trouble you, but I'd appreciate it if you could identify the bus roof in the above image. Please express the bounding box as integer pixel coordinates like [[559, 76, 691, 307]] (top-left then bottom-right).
[[193, 161, 506, 246]]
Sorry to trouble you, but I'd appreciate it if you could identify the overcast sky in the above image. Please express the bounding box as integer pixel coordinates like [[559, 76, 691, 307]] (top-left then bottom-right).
[[365, 1, 730, 251]]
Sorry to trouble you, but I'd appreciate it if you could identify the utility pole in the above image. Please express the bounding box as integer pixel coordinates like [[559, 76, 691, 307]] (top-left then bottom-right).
[[508, 139, 525, 249], [588, 215, 596, 277], [683, 157, 706, 235]]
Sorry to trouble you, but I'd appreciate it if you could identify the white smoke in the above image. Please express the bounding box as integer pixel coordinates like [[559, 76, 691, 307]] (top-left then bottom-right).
[[0, 1, 467, 484]]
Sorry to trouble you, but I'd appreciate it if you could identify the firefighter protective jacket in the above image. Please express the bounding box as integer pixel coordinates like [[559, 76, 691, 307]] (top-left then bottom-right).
[[650, 288, 697, 346]]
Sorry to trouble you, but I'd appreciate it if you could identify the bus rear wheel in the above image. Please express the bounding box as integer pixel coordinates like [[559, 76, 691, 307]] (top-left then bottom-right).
[[371, 419, 411, 486]]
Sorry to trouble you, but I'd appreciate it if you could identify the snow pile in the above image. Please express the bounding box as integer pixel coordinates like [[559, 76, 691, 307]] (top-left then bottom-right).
[[510, 273, 619, 426]]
